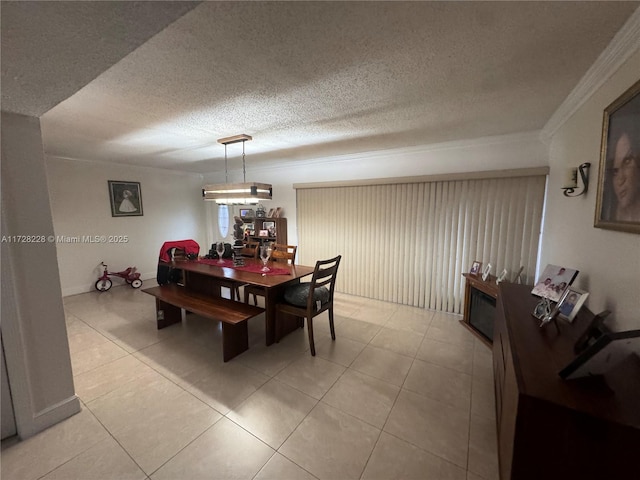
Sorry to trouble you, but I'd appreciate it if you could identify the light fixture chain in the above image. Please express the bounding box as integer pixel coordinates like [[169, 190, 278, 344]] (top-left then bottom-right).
[[242, 140, 247, 183], [224, 143, 229, 184]]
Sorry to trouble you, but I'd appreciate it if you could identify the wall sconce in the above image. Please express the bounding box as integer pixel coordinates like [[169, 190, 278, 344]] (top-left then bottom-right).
[[562, 162, 591, 197]]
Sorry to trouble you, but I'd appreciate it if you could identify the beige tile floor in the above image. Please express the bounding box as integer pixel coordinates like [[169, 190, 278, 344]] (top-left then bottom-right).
[[1, 283, 498, 480]]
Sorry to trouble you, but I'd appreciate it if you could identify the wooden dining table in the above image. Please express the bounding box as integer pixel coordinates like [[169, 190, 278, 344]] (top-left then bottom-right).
[[167, 257, 315, 345]]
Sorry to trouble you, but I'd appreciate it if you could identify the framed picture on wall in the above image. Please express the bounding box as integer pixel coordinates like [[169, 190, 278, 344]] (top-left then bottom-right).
[[594, 78, 640, 234], [108, 181, 143, 217]]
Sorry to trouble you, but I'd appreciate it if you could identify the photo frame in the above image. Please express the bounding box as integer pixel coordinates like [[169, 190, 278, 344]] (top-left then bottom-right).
[[258, 230, 269, 237], [470, 261, 482, 276], [263, 221, 276, 236], [594, 79, 640, 234], [240, 208, 254, 219], [496, 268, 508, 284], [108, 181, 143, 217], [559, 328, 640, 380], [531, 264, 578, 303], [481, 263, 492, 281], [558, 287, 589, 323], [512, 266, 525, 284]]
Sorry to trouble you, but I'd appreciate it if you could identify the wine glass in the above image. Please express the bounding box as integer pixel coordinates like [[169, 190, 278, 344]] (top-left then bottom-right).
[[216, 242, 225, 263], [260, 245, 272, 272]]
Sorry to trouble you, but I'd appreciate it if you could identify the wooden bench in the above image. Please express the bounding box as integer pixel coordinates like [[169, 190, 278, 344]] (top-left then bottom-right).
[[142, 285, 264, 362]]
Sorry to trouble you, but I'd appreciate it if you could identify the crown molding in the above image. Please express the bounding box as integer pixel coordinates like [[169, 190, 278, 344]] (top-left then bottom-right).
[[540, 7, 640, 143], [45, 154, 204, 178]]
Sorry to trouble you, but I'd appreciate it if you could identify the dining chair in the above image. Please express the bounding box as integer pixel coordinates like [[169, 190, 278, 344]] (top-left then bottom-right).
[[215, 242, 253, 301], [220, 241, 260, 301], [274, 255, 341, 356], [243, 244, 297, 306], [240, 241, 260, 258]]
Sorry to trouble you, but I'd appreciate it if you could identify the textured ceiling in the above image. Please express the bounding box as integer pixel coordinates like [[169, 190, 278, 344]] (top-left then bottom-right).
[[1, 1, 200, 116], [2, 1, 639, 174]]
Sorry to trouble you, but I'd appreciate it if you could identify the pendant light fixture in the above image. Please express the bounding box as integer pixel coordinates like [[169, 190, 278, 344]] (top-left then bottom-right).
[[202, 134, 272, 205]]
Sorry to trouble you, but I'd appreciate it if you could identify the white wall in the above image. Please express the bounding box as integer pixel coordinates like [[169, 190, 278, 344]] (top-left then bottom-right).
[[1, 112, 80, 438], [204, 131, 549, 249], [541, 49, 640, 330], [46, 157, 207, 295]]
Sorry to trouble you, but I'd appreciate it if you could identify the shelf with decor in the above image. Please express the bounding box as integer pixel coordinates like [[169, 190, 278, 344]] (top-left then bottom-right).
[[244, 217, 287, 245]]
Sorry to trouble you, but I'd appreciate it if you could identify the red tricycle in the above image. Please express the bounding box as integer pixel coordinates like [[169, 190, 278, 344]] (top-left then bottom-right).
[[95, 262, 143, 291]]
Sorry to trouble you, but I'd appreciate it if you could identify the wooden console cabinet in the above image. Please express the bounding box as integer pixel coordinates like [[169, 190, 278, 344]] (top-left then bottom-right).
[[493, 283, 640, 480]]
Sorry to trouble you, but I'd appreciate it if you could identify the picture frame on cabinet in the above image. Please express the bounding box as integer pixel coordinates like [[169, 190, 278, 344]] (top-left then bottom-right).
[[470, 261, 482, 276], [558, 287, 589, 323], [482, 263, 492, 281], [263, 221, 276, 236], [560, 326, 640, 380], [531, 264, 578, 303], [594, 78, 640, 234], [496, 269, 508, 284]]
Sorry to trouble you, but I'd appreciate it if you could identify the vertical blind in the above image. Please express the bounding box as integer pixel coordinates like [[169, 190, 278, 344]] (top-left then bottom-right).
[[296, 175, 546, 314]]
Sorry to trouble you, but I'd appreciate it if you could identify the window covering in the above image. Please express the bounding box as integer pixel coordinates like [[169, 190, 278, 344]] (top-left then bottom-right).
[[296, 175, 546, 313]]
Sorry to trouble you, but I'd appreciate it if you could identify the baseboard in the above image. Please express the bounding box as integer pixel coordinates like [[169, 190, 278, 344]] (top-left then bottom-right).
[[62, 272, 157, 297], [19, 395, 81, 440]]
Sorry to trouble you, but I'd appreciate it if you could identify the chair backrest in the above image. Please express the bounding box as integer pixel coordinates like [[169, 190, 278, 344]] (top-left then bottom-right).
[[271, 244, 297, 264], [306, 255, 341, 310], [241, 241, 260, 258], [170, 247, 187, 261]]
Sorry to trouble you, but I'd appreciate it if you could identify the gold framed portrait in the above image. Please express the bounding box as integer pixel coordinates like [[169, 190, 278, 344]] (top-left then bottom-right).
[[594, 79, 640, 234]]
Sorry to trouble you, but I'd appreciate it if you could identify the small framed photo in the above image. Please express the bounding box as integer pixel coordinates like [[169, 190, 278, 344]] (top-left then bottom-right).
[[482, 263, 492, 281], [559, 328, 640, 380], [496, 268, 508, 284], [531, 264, 579, 303], [470, 261, 482, 276], [558, 287, 589, 323], [239, 208, 254, 219], [108, 181, 143, 217], [512, 266, 525, 284], [594, 79, 640, 234], [263, 221, 276, 236], [258, 230, 269, 237]]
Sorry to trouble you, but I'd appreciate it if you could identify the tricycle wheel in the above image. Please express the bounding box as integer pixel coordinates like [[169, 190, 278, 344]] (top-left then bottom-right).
[[95, 278, 112, 292], [131, 279, 143, 289]]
